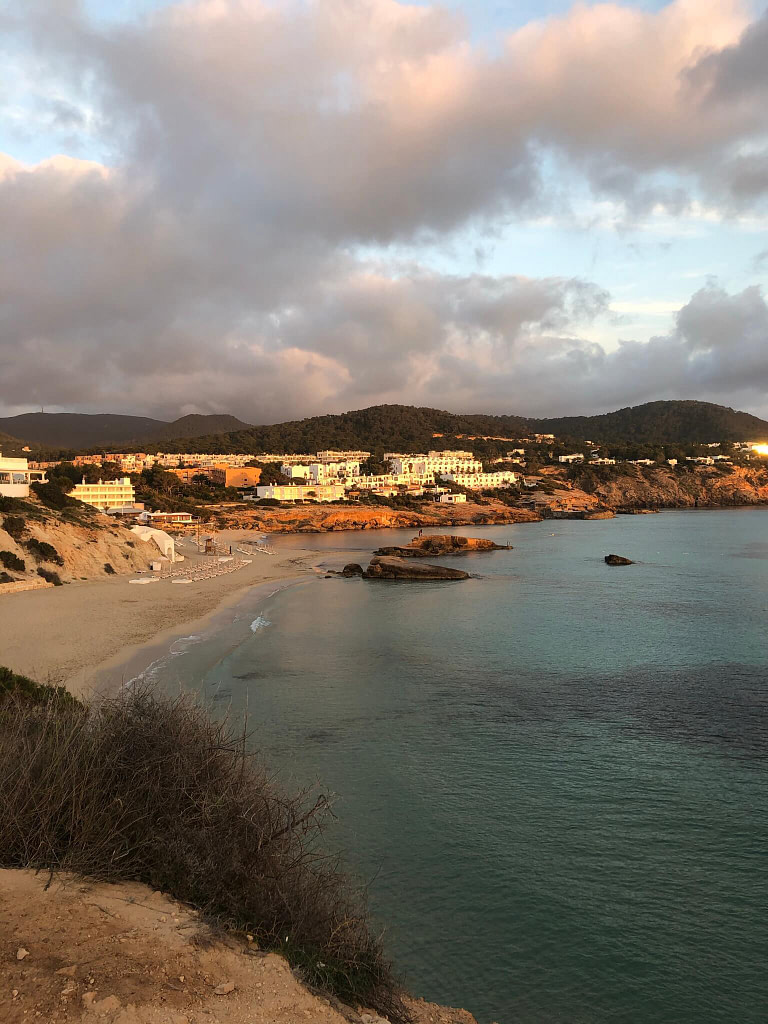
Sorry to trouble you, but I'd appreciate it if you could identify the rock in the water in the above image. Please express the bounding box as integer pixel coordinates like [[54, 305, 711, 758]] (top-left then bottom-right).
[[341, 562, 364, 576], [363, 556, 469, 580], [605, 553, 634, 565], [374, 534, 509, 558]]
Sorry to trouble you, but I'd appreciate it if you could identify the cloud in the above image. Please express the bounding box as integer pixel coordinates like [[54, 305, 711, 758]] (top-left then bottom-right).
[[1, 1, 768, 421]]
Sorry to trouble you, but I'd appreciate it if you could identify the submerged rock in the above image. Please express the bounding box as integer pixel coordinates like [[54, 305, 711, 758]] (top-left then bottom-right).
[[363, 556, 469, 580], [341, 563, 364, 576], [605, 553, 635, 566]]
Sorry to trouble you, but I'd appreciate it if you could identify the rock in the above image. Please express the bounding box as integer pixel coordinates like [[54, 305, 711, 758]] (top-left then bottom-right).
[[214, 980, 236, 995], [93, 994, 121, 1013], [605, 554, 634, 566], [341, 563, 364, 576], [374, 535, 509, 558], [55, 966, 77, 977], [363, 556, 469, 580], [82, 991, 97, 1007], [16, 947, 29, 961]]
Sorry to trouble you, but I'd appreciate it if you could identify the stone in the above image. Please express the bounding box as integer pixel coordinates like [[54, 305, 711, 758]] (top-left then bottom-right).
[[341, 562, 364, 576], [605, 554, 634, 566], [374, 535, 509, 558], [214, 981, 236, 995], [363, 556, 469, 581], [55, 966, 77, 977], [16, 948, 30, 961], [94, 994, 121, 1013], [82, 991, 97, 1007]]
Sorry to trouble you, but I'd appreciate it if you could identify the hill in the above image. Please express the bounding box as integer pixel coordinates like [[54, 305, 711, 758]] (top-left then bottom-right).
[[0, 412, 251, 450], [127, 400, 768, 455], [3, 401, 766, 453], [537, 401, 768, 444]]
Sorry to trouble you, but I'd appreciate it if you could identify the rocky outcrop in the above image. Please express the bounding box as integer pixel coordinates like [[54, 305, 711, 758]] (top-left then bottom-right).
[[211, 500, 541, 534], [605, 554, 634, 565], [375, 534, 510, 557], [572, 464, 768, 511], [0, 497, 152, 586], [363, 556, 469, 580], [341, 562, 364, 576]]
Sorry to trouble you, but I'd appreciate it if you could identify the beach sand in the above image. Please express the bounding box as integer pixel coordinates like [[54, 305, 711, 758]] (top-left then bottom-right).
[[0, 530, 346, 698]]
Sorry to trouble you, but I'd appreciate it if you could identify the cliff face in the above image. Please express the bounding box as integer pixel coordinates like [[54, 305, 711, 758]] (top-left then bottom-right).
[[0, 499, 152, 588], [1, 870, 478, 1024], [575, 465, 768, 510], [213, 499, 540, 533]]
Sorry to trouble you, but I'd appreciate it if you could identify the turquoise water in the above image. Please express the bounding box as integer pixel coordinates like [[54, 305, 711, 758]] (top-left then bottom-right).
[[146, 510, 768, 1023]]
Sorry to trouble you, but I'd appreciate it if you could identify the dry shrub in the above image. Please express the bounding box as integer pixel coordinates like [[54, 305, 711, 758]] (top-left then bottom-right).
[[0, 686, 409, 1022]]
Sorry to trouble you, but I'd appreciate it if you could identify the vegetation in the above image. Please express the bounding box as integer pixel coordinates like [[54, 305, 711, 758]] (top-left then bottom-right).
[[37, 567, 63, 586], [2, 515, 26, 540], [0, 685, 408, 1022], [30, 480, 82, 510], [25, 539, 63, 565], [0, 666, 76, 705], [0, 551, 25, 573]]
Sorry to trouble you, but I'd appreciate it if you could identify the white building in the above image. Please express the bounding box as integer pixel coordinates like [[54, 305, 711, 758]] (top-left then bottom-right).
[[389, 453, 483, 478], [316, 450, 370, 463], [255, 483, 346, 502], [446, 470, 518, 490], [558, 454, 584, 464], [627, 459, 655, 466], [69, 477, 136, 511], [590, 457, 616, 465], [309, 461, 361, 482], [439, 492, 467, 504], [0, 454, 47, 498]]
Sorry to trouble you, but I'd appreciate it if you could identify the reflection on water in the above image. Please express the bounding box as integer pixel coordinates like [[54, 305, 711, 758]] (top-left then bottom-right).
[[150, 510, 768, 1024]]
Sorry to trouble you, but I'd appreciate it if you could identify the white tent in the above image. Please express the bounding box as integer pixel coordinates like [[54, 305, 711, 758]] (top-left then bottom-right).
[[130, 525, 176, 562]]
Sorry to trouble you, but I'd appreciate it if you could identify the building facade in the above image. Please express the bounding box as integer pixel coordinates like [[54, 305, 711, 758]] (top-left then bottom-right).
[[0, 454, 47, 498], [69, 477, 136, 511]]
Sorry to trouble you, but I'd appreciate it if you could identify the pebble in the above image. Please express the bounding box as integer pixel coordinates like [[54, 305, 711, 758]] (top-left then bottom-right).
[[55, 966, 77, 977], [214, 981, 236, 995], [93, 994, 121, 1013], [16, 948, 30, 961]]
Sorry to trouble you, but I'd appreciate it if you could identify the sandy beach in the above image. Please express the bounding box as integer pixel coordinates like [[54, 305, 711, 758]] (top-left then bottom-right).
[[0, 530, 346, 698]]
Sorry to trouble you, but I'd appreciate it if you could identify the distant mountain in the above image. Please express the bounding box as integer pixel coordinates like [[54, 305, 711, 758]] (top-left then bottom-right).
[[2, 401, 765, 454], [0, 412, 252, 450], [133, 400, 768, 456]]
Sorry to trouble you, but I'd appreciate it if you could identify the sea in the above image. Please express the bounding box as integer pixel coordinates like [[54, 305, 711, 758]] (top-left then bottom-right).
[[137, 509, 768, 1024]]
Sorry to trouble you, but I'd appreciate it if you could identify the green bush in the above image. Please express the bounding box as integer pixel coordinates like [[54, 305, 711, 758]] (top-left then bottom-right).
[[30, 481, 79, 510], [2, 515, 26, 540], [0, 550, 25, 573], [25, 539, 64, 565], [104, 563, 116, 575], [37, 567, 63, 586], [0, 688, 408, 1022], [0, 665, 77, 706]]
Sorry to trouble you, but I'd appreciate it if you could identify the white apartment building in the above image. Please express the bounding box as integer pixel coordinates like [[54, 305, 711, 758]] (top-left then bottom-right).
[[280, 463, 313, 480], [590, 457, 616, 465], [389, 453, 483, 477], [446, 470, 518, 490], [309, 460, 361, 482], [316, 450, 370, 463], [0, 454, 47, 498], [255, 483, 346, 502], [69, 477, 136, 511], [558, 454, 585, 463], [439, 492, 467, 504]]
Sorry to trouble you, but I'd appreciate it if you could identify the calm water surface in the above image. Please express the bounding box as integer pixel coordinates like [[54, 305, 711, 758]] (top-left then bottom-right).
[[147, 510, 768, 1023]]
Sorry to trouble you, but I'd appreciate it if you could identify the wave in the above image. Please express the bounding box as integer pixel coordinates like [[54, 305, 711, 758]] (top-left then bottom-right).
[[169, 633, 204, 656], [250, 615, 271, 633]]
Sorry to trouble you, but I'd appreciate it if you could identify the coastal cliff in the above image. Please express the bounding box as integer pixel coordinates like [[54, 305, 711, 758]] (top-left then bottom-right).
[[0, 496, 151, 590], [212, 499, 540, 533], [1, 870, 478, 1024], [570, 464, 768, 510]]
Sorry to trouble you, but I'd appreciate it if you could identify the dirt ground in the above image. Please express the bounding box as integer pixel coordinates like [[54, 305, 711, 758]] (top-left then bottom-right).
[[0, 870, 478, 1024]]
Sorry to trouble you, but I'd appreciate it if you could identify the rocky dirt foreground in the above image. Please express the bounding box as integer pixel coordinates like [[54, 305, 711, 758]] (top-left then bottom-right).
[[1, 870, 478, 1024]]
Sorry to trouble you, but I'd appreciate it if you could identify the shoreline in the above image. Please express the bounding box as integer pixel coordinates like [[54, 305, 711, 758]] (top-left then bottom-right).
[[0, 529, 349, 698]]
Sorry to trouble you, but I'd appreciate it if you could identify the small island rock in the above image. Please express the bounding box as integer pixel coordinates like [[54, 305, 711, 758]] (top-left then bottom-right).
[[374, 535, 509, 558], [363, 556, 469, 580], [605, 554, 635, 566]]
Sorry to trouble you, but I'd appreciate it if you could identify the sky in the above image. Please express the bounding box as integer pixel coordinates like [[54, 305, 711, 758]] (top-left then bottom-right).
[[1, 0, 767, 423]]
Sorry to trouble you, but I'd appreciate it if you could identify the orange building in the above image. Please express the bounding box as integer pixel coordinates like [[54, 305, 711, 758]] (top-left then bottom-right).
[[207, 466, 261, 488]]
